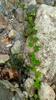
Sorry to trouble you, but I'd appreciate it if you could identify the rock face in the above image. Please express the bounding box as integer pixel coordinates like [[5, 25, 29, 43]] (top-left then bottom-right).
[[35, 4, 56, 82], [39, 82, 55, 100]]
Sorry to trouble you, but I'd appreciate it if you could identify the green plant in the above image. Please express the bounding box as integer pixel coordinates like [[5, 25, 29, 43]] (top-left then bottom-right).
[[28, 35, 39, 47], [29, 52, 41, 66], [25, 5, 37, 37]]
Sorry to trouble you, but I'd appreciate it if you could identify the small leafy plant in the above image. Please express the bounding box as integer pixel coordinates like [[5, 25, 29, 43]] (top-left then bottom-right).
[[25, 4, 42, 100], [24, 5, 37, 37]]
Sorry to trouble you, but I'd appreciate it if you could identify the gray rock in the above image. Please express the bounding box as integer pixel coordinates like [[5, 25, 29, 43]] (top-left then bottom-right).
[[14, 8, 24, 22], [36, 0, 44, 4], [0, 14, 8, 29], [10, 18, 24, 33], [39, 82, 55, 100], [24, 78, 34, 97], [0, 80, 25, 100], [44, 0, 54, 5], [23, 0, 36, 6], [0, 54, 9, 64], [35, 4, 56, 82], [11, 40, 22, 54], [36, 0, 54, 5]]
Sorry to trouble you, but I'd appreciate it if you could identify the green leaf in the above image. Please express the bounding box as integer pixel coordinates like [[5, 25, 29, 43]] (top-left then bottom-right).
[[29, 52, 41, 66], [34, 79, 41, 89], [34, 45, 41, 52]]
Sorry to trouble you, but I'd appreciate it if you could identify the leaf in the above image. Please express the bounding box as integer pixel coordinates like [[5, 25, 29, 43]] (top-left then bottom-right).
[[34, 45, 41, 52], [29, 52, 41, 66]]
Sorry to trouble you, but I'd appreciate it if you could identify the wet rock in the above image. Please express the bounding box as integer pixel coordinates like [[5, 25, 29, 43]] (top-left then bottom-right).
[[35, 4, 56, 82], [0, 54, 9, 64], [39, 82, 55, 100]]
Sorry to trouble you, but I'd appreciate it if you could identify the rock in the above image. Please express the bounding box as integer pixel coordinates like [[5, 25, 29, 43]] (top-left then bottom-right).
[[23, 0, 36, 6], [9, 29, 16, 39], [36, 0, 44, 4], [0, 54, 9, 64], [0, 14, 8, 29], [0, 81, 13, 100], [35, 4, 56, 82], [24, 78, 34, 97], [14, 8, 24, 22], [36, 0, 54, 5], [39, 82, 55, 100], [10, 18, 24, 32], [44, 0, 54, 5], [11, 40, 22, 54], [0, 80, 25, 100]]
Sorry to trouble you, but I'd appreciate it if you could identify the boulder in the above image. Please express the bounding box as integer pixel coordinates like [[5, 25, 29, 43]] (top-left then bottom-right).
[[39, 82, 55, 100], [35, 4, 56, 81]]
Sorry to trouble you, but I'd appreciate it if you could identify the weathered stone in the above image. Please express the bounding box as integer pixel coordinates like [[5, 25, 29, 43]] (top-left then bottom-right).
[[36, 0, 54, 5], [35, 4, 56, 82], [36, 0, 44, 4], [0, 80, 25, 100], [44, 0, 54, 5], [23, 0, 36, 6], [10, 18, 24, 32], [14, 8, 24, 22], [39, 82, 55, 100], [9, 29, 16, 39], [0, 54, 9, 64], [24, 78, 34, 97], [11, 40, 22, 54], [0, 14, 8, 29]]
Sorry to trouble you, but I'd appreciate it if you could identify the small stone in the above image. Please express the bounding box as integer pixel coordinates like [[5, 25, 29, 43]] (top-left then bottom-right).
[[14, 8, 24, 22], [39, 82, 55, 100], [23, 91, 28, 98], [11, 40, 21, 54], [0, 54, 9, 64], [9, 29, 16, 39], [0, 14, 8, 29]]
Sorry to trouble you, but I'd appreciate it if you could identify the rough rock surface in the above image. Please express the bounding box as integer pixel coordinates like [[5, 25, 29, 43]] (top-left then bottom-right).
[[35, 4, 56, 82], [0, 80, 25, 100], [39, 82, 55, 100]]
